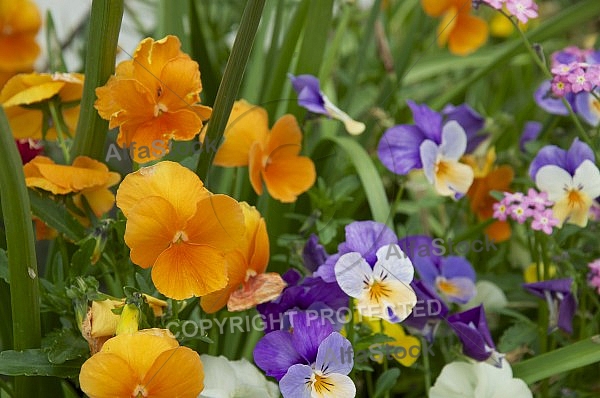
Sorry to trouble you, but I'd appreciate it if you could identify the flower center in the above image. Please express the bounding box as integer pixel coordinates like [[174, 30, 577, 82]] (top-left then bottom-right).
[[566, 189, 585, 209], [132, 384, 148, 397], [435, 160, 449, 178], [310, 371, 334, 394], [153, 102, 168, 117], [436, 277, 460, 296], [368, 280, 391, 303], [172, 230, 189, 243]]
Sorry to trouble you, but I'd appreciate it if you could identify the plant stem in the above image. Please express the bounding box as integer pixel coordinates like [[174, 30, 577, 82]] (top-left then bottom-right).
[[421, 336, 431, 396], [195, 0, 266, 182], [47, 101, 71, 163], [0, 107, 42, 397]]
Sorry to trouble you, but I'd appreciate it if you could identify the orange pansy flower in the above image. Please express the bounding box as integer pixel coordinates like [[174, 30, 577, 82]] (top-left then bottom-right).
[[213, 100, 316, 203], [464, 148, 514, 242], [0, 72, 83, 139], [95, 35, 212, 163], [421, 0, 488, 56], [116, 161, 245, 300], [0, 0, 41, 74], [79, 328, 204, 398], [201, 202, 286, 313], [24, 155, 120, 224]]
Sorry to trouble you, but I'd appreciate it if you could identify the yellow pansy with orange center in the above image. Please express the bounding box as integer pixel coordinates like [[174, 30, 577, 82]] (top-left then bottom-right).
[[464, 148, 514, 243], [0, 72, 83, 139], [0, 0, 41, 84], [79, 328, 204, 398], [95, 35, 212, 163], [116, 161, 245, 300], [213, 99, 316, 203], [24, 155, 121, 224], [421, 0, 488, 56], [201, 202, 286, 313]]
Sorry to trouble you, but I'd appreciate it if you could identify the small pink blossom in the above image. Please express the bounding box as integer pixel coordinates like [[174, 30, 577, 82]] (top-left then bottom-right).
[[568, 68, 592, 93], [524, 188, 553, 211], [588, 260, 600, 294], [481, 0, 505, 9], [503, 191, 524, 204], [509, 203, 532, 224], [506, 0, 539, 24], [531, 209, 559, 235], [551, 63, 575, 77], [493, 202, 509, 221], [551, 76, 571, 97]]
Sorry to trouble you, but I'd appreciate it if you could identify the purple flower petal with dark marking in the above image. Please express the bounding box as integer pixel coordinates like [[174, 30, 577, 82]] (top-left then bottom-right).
[[523, 278, 576, 334], [448, 305, 500, 364], [403, 280, 449, 343], [528, 138, 595, 180]]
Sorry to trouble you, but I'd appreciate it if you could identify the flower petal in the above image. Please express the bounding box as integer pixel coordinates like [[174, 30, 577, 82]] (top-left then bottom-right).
[[447, 13, 488, 56], [141, 346, 204, 398], [439, 121, 467, 160], [373, 244, 414, 284], [334, 252, 373, 298], [79, 352, 139, 398], [535, 165, 573, 201], [419, 139, 439, 183], [315, 332, 353, 375], [279, 364, 313, 398], [253, 331, 304, 381], [573, 159, 600, 199], [378, 124, 427, 174]]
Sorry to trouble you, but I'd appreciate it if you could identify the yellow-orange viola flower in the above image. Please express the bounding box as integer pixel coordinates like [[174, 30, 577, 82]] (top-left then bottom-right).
[[0, 0, 40, 79], [366, 317, 421, 367], [464, 148, 514, 243], [0, 72, 83, 139], [421, 0, 488, 56], [116, 161, 245, 300], [213, 100, 316, 203], [95, 35, 212, 163], [201, 202, 286, 313], [79, 328, 204, 398]]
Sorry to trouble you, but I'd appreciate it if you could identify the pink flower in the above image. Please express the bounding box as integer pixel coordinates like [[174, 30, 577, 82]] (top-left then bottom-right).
[[551, 76, 571, 97], [568, 68, 592, 93], [551, 63, 574, 77], [482, 0, 505, 10], [588, 260, 600, 294], [524, 188, 553, 211], [493, 202, 509, 221], [506, 0, 539, 24], [509, 203, 532, 223], [503, 191, 524, 204], [531, 209, 559, 235]]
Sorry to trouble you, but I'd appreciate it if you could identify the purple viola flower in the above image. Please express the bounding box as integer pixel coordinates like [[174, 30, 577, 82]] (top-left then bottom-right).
[[257, 269, 348, 333], [447, 305, 502, 366], [528, 137, 595, 181], [377, 101, 485, 176], [302, 234, 328, 273], [314, 220, 397, 283], [523, 278, 577, 334], [403, 280, 449, 344], [519, 121, 543, 152], [574, 90, 600, 127], [254, 312, 356, 397], [289, 73, 365, 135], [414, 254, 477, 304], [534, 80, 571, 116]]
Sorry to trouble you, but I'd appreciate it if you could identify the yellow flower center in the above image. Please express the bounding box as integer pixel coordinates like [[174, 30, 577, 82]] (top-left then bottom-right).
[[132, 384, 148, 397], [172, 230, 189, 243], [311, 372, 334, 394], [436, 277, 460, 296], [153, 102, 168, 117], [567, 189, 585, 209], [368, 280, 391, 303], [435, 160, 449, 178], [245, 269, 257, 283], [593, 99, 600, 113]]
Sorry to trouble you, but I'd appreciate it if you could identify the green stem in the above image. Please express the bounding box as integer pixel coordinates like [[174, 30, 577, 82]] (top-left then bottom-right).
[[195, 0, 266, 182], [70, 0, 124, 161], [421, 336, 431, 396], [0, 108, 41, 397], [47, 101, 71, 163]]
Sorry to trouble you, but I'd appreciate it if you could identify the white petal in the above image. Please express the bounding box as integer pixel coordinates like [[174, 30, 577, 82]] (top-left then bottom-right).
[[573, 159, 600, 199], [430, 362, 478, 398], [199, 355, 236, 397], [373, 244, 414, 284], [535, 165, 573, 201], [439, 121, 467, 160], [334, 252, 372, 298], [323, 96, 365, 135], [419, 139, 439, 183], [313, 373, 356, 398]]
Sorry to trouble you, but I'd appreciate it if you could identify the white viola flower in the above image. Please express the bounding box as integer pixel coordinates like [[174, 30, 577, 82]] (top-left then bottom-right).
[[419, 121, 474, 198], [535, 159, 600, 227], [334, 243, 417, 322], [199, 355, 279, 398], [430, 361, 532, 398]]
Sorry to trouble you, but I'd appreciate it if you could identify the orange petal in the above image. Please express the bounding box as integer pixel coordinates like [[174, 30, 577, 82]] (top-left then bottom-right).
[[35, 157, 112, 191], [201, 250, 250, 313], [152, 243, 228, 299], [156, 108, 204, 141], [124, 196, 181, 269], [79, 352, 139, 398], [157, 56, 201, 112], [448, 14, 488, 56], [185, 194, 245, 251], [485, 220, 511, 243], [116, 161, 207, 220], [227, 272, 287, 312], [3, 106, 42, 139], [263, 155, 316, 203], [240, 202, 270, 274], [214, 100, 269, 166], [1, 79, 64, 107], [131, 36, 185, 96], [76, 188, 115, 218], [266, 114, 302, 157], [436, 8, 458, 48], [94, 78, 155, 132], [142, 347, 204, 398], [248, 141, 265, 195], [420, 0, 454, 17]]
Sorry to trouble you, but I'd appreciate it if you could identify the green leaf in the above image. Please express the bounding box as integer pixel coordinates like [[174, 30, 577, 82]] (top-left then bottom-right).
[[41, 329, 89, 365], [0, 349, 84, 377], [327, 136, 391, 225], [373, 368, 401, 398], [498, 321, 538, 353], [0, 249, 7, 284], [512, 335, 600, 384], [44, 11, 67, 72], [355, 333, 395, 352], [28, 190, 86, 243]]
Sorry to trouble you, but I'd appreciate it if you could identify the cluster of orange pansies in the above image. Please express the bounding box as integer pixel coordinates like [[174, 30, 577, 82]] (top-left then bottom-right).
[[464, 148, 514, 242], [116, 161, 246, 300], [212, 99, 316, 203], [201, 202, 286, 313], [24, 156, 121, 229], [95, 35, 212, 163], [79, 328, 204, 398], [0, 0, 41, 86], [420, 0, 488, 56], [0, 72, 83, 140]]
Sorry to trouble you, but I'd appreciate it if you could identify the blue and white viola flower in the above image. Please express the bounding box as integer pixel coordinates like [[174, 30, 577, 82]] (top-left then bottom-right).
[[574, 89, 600, 127], [289, 74, 365, 135], [530, 138, 600, 227], [420, 120, 475, 198], [334, 243, 417, 322]]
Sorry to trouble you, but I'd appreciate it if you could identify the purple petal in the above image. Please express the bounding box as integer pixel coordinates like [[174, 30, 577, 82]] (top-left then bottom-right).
[[378, 124, 428, 174], [447, 305, 495, 361], [403, 280, 448, 338], [279, 364, 313, 398], [339, 221, 397, 265], [586, 50, 600, 64], [254, 330, 305, 381], [283, 269, 303, 286], [534, 81, 569, 116], [303, 234, 328, 273], [519, 121, 543, 152], [408, 101, 442, 143], [289, 74, 327, 115], [442, 277, 477, 304], [419, 139, 439, 184], [315, 332, 354, 375], [565, 138, 595, 174], [574, 92, 600, 127], [442, 103, 486, 153], [523, 278, 573, 299], [440, 256, 476, 281], [528, 145, 567, 180], [558, 292, 577, 334], [412, 256, 440, 287], [314, 255, 338, 283], [290, 312, 334, 364]]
